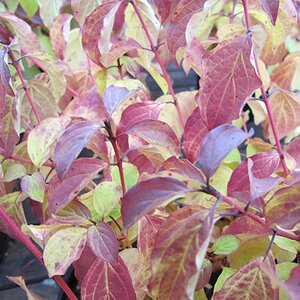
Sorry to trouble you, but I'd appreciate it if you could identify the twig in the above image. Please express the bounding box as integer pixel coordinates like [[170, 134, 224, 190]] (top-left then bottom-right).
[[0, 208, 78, 300], [129, 0, 186, 128], [9, 52, 41, 123], [241, 0, 289, 177]]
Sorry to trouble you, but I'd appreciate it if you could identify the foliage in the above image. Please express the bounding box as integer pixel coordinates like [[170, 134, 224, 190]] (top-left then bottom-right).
[[0, 0, 300, 299]]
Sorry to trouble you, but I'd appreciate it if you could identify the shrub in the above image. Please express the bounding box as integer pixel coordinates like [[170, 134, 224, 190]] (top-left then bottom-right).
[[0, 0, 299, 299]]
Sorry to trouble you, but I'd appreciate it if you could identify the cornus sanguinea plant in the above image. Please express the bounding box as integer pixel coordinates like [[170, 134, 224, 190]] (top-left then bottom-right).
[[0, 0, 300, 299]]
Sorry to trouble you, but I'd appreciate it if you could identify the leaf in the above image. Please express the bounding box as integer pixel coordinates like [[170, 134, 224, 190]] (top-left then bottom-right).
[[37, 0, 64, 28], [63, 87, 108, 123], [0, 96, 19, 158], [214, 268, 236, 293], [54, 121, 100, 179], [0, 13, 40, 53], [93, 181, 121, 218], [260, 0, 280, 26], [213, 257, 279, 300], [87, 221, 119, 263], [121, 177, 192, 231], [148, 206, 214, 300], [285, 265, 300, 300], [3, 162, 26, 182], [262, 89, 300, 143], [81, 257, 136, 300], [196, 35, 262, 129], [123, 119, 180, 155], [103, 85, 135, 116], [265, 183, 300, 230], [71, 0, 100, 26], [0, 192, 27, 238], [152, 0, 171, 23], [167, 0, 206, 58], [27, 117, 70, 168], [21, 172, 45, 202], [116, 101, 163, 136], [27, 52, 66, 101], [82, 1, 128, 67], [111, 162, 139, 191], [7, 276, 45, 300], [19, 80, 60, 125], [286, 137, 300, 168], [227, 152, 281, 206], [211, 235, 240, 255], [86, 131, 109, 162], [159, 156, 205, 183], [196, 124, 251, 179], [44, 227, 87, 277], [183, 107, 209, 163], [19, 0, 38, 18], [48, 158, 107, 213], [49, 14, 73, 60], [0, 50, 14, 96]]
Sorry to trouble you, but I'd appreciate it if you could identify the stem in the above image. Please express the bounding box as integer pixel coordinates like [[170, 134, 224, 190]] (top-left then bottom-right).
[[129, 0, 186, 128], [10, 53, 41, 124], [263, 230, 277, 261], [10, 155, 54, 168], [18, 46, 79, 98], [117, 58, 123, 80], [0, 208, 78, 300], [221, 196, 299, 242], [241, 0, 289, 177]]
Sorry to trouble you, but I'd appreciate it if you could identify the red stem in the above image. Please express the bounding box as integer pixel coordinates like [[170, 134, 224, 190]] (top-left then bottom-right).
[[222, 196, 300, 242], [10, 53, 41, 124], [10, 155, 54, 168], [0, 208, 78, 300], [241, 0, 289, 177], [129, 0, 186, 129], [20, 47, 80, 98]]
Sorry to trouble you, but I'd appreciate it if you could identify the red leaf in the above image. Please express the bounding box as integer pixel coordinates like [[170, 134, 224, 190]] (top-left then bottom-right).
[[148, 206, 214, 300], [285, 265, 300, 300], [159, 156, 205, 183], [81, 257, 136, 300], [126, 149, 156, 174], [167, 0, 206, 58], [116, 101, 163, 136], [196, 124, 251, 179], [286, 137, 300, 168], [153, 0, 171, 23], [82, 1, 138, 67], [63, 87, 108, 123], [183, 107, 209, 163], [50, 14, 72, 60], [121, 177, 192, 230], [54, 121, 100, 179], [87, 221, 119, 263], [196, 35, 262, 129], [86, 131, 109, 163], [223, 216, 272, 237], [214, 257, 278, 300], [260, 0, 279, 25], [265, 183, 300, 230], [48, 158, 107, 213], [228, 152, 281, 207], [74, 246, 97, 285], [122, 119, 180, 155]]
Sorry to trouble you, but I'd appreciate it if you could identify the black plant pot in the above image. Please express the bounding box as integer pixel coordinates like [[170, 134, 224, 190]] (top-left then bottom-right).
[[0, 232, 8, 262]]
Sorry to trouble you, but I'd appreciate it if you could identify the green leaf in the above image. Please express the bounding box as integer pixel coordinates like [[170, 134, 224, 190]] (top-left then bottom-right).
[[93, 181, 122, 219], [111, 162, 139, 191], [214, 267, 236, 292], [44, 227, 87, 277], [37, 0, 64, 28], [27, 52, 66, 101], [273, 236, 300, 254], [211, 235, 240, 255], [2, 162, 26, 182], [19, 0, 38, 18], [27, 117, 70, 168], [21, 172, 45, 202]]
